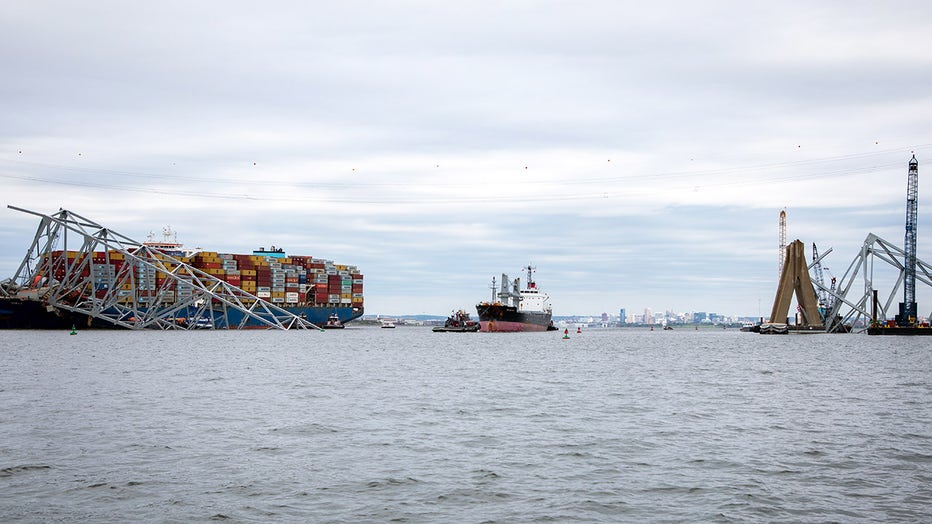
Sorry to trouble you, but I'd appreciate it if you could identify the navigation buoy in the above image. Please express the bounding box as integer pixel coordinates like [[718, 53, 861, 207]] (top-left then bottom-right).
[[563, 328, 570, 340], [70, 325, 77, 335], [576, 327, 581, 334]]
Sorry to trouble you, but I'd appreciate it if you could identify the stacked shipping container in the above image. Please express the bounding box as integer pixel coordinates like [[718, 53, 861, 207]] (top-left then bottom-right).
[[40, 248, 363, 309]]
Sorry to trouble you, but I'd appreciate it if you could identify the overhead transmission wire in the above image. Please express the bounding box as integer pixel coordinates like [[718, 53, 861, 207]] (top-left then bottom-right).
[[1, 145, 926, 204], [6, 143, 929, 188]]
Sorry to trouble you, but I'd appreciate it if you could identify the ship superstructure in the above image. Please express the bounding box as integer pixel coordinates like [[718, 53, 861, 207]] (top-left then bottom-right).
[[0, 206, 363, 330]]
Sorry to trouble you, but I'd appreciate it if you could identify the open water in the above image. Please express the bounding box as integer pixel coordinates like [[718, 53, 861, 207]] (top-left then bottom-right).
[[1, 327, 930, 523]]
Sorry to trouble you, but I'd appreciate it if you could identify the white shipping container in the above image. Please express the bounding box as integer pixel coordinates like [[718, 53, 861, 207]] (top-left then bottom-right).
[[257, 291, 271, 298]]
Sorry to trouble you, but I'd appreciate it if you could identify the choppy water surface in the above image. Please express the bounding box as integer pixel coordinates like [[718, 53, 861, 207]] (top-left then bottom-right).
[[1, 327, 930, 522]]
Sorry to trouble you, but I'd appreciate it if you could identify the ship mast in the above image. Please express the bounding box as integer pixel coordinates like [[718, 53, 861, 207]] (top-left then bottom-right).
[[524, 263, 536, 289], [489, 276, 497, 302]]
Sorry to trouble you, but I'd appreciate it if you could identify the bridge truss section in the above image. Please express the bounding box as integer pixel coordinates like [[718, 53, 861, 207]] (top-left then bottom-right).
[[816, 233, 932, 333], [1, 206, 320, 330]]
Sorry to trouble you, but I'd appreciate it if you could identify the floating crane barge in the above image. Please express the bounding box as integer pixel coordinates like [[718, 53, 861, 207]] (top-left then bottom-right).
[[866, 155, 932, 335]]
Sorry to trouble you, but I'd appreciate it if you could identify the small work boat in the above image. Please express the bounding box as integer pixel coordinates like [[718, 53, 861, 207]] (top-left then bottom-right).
[[433, 309, 480, 332]]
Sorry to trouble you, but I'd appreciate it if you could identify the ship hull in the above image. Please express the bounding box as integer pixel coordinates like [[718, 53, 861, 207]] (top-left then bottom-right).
[[475, 303, 553, 332], [0, 297, 362, 329]]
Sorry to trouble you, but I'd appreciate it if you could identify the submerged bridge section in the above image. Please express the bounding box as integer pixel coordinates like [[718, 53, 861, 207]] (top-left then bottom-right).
[[818, 233, 932, 333], [0, 206, 320, 330]]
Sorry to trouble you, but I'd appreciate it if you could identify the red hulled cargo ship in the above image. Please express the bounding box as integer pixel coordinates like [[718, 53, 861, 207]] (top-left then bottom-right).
[[476, 265, 555, 332]]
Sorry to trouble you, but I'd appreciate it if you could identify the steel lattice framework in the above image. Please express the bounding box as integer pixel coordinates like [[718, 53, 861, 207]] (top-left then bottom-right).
[[814, 233, 932, 333], [0, 206, 320, 330], [902, 155, 919, 324]]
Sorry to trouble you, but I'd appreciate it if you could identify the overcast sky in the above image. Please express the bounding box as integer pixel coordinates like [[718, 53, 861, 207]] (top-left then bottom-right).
[[2, 1, 932, 317]]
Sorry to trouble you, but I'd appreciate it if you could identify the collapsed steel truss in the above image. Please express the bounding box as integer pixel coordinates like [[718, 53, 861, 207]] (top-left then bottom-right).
[[813, 233, 932, 333], [0, 206, 320, 330]]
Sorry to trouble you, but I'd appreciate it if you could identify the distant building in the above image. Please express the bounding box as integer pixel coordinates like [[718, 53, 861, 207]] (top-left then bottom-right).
[[644, 307, 653, 325], [618, 308, 626, 325], [693, 311, 708, 323]]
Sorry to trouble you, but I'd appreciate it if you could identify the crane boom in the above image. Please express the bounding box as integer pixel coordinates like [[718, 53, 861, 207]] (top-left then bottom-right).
[[812, 242, 828, 307]]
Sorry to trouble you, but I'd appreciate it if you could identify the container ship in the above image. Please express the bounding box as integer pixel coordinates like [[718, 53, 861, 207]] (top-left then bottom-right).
[[476, 265, 555, 332], [0, 207, 363, 330]]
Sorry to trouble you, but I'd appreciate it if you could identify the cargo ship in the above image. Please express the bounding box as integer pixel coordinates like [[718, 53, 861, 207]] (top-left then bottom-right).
[[0, 208, 363, 330], [476, 265, 555, 332]]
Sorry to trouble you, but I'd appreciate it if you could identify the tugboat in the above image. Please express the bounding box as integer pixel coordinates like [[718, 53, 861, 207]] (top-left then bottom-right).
[[321, 313, 345, 329], [433, 309, 481, 332]]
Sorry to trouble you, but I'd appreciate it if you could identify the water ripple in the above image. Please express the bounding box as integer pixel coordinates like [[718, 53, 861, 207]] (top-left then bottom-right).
[[0, 329, 930, 522]]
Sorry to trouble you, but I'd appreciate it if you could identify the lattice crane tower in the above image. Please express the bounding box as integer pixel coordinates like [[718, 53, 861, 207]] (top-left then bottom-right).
[[778, 209, 786, 280], [901, 155, 919, 325]]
